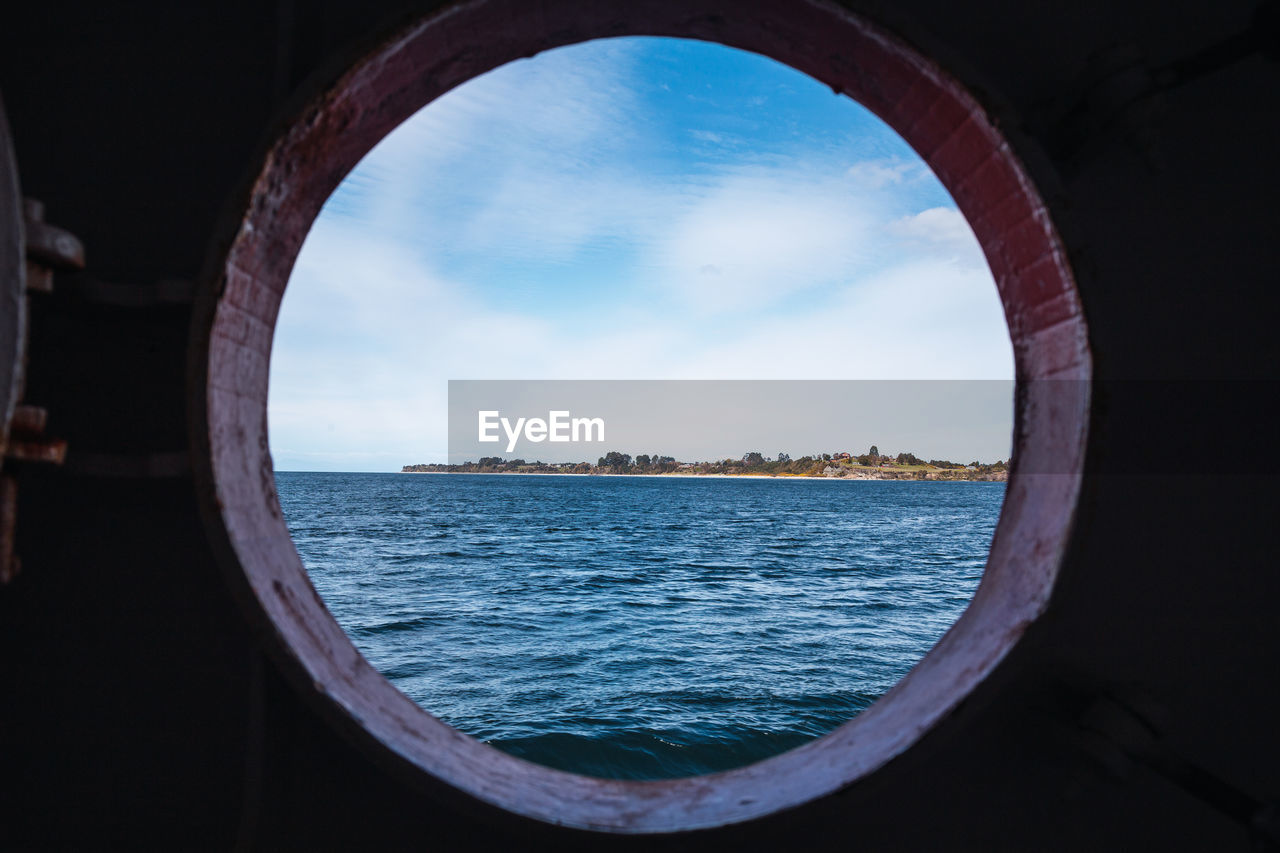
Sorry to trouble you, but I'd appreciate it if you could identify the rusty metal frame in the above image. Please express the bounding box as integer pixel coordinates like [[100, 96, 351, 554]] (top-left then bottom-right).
[[190, 0, 1091, 834], [0, 99, 79, 583]]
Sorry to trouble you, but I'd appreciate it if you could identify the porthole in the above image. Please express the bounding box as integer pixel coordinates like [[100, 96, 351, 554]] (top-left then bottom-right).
[[191, 0, 1089, 833]]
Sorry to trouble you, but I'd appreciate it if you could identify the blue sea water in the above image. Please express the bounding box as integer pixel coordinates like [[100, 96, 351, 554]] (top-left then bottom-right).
[[276, 472, 1003, 780]]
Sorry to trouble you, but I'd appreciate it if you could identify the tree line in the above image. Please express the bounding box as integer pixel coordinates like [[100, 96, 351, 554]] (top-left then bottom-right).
[[402, 446, 1009, 479]]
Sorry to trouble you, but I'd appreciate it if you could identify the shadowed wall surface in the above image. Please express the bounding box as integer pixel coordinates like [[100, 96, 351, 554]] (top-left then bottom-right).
[[0, 1, 1277, 849]]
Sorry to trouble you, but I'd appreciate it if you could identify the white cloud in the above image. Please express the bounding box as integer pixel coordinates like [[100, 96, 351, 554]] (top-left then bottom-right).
[[654, 170, 873, 311], [886, 206, 983, 265], [329, 37, 646, 243], [667, 260, 1010, 380], [845, 158, 927, 189]]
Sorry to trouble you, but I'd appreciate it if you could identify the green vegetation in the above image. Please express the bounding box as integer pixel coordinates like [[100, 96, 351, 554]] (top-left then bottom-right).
[[402, 445, 1009, 481]]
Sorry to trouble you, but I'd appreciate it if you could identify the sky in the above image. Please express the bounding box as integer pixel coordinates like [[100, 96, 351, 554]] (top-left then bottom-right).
[[267, 37, 1014, 472]]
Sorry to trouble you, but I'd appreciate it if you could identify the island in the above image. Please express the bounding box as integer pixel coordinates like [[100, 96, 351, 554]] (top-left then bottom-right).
[[402, 448, 1008, 481]]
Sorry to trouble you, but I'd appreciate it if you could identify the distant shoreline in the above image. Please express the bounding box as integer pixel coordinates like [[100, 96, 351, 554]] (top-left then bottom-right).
[[402, 451, 1009, 482], [399, 470, 1007, 482]]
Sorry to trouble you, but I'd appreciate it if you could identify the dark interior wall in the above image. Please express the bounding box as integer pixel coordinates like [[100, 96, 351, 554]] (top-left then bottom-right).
[[0, 1, 1276, 849]]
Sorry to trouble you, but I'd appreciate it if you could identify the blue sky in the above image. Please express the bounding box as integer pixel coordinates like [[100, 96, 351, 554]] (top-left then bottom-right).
[[268, 37, 1013, 472]]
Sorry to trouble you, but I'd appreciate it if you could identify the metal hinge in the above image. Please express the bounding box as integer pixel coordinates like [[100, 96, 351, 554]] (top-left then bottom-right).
[[0, 198, 82, 583]]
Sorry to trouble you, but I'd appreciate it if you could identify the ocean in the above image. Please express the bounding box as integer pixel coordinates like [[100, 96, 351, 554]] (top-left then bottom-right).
[[276, 472, 1003, 780]]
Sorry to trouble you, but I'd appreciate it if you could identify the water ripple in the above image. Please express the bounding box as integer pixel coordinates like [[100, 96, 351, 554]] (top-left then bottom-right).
[[278, 472, 1003, 780]]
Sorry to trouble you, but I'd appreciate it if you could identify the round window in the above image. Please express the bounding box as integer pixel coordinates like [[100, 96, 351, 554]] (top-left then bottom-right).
[[192, 0, 1089, 833]]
